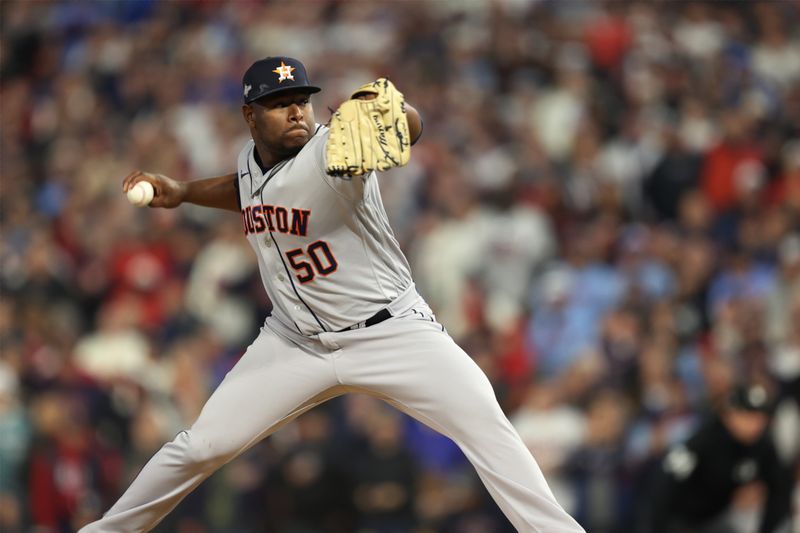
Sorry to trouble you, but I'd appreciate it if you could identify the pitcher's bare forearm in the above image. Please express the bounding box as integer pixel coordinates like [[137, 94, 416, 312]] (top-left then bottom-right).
[[406, 103, 422, 145], [181, 173, 240, 212], [122, 171, 240, 213]]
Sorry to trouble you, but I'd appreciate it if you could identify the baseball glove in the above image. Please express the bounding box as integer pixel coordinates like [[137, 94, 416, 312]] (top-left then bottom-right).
[[325, 78, 410, 177]]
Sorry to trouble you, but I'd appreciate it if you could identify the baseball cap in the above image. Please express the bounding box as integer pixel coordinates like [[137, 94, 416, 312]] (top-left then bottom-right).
[[242, 56, 321, 104], [728, 384, 771, 413]]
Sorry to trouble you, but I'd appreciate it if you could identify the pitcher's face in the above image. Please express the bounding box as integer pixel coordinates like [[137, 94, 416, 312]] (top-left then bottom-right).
[[243, 90, 316, 162]]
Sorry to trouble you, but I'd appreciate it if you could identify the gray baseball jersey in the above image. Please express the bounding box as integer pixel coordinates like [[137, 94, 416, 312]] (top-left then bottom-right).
[[82, 114, 584, 533], [236, 124, 413, 334]]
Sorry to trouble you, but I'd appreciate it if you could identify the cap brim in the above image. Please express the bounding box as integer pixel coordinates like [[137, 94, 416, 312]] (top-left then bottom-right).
[[246, 85, 321, 104]]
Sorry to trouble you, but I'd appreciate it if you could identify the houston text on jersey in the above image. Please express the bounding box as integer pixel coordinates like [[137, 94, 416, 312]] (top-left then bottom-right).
[[241, 205, 310, 237]]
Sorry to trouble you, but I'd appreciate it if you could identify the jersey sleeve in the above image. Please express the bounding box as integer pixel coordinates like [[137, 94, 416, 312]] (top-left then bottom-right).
[[313, 124, 370, 204], [235, 140, 255, 208], [233, 175, 242, 210]]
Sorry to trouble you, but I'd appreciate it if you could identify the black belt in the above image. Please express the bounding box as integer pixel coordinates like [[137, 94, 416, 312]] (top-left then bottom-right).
[[338, 308, 392, 332]]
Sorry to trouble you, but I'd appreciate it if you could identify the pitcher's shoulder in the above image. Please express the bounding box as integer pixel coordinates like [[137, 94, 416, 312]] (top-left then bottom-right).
[[236, 140, 255, 170], [237, 139, 255, 157], [307, 124, 329, 147]]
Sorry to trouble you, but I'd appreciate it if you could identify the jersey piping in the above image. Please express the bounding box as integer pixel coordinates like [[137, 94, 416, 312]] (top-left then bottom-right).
[[258, 164, 331, 334], [235, 126, 414, 334]]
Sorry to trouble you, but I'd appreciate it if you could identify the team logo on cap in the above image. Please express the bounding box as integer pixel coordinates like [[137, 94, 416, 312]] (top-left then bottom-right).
[[272, 61, 295, 83], [244, 83, 252, 98]]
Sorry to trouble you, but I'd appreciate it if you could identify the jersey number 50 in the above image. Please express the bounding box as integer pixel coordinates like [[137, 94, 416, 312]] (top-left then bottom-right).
[[285, 241, 338, 283]]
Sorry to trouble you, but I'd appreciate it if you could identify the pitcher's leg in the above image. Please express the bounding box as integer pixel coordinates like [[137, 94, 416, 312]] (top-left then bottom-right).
[[81, 329, 339, 533], [338, 320, 584, 532]]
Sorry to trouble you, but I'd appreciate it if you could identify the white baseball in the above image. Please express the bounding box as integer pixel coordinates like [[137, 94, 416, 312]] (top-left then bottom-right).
[[127, 181, 155, 207]]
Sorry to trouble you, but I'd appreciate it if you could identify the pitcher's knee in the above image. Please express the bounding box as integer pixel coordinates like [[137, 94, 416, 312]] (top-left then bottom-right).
[[460, 381, 505, 420], [447, 389, 513, 437], [172, 430, 235, 469]]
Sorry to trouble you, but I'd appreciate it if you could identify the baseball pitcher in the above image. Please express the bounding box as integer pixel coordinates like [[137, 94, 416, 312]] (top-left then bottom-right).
[[80, 56, 584, 532]]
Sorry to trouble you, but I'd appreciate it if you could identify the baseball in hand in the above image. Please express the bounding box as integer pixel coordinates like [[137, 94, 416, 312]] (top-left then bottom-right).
[[127, 181, 155, 207]]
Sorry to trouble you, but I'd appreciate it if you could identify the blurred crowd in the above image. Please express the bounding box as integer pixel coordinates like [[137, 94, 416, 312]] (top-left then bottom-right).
[[2, 0, 800, 532]]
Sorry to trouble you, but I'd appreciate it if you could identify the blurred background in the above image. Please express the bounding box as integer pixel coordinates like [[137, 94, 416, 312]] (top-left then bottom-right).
[[1, 0, 799, 532]]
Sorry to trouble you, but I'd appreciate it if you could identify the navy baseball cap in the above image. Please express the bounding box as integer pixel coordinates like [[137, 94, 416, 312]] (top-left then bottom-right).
[[242, 56, 321, 104]]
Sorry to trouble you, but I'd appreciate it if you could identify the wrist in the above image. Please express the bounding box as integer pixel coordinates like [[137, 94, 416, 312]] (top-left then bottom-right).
[[177, 180, 190, 205]]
